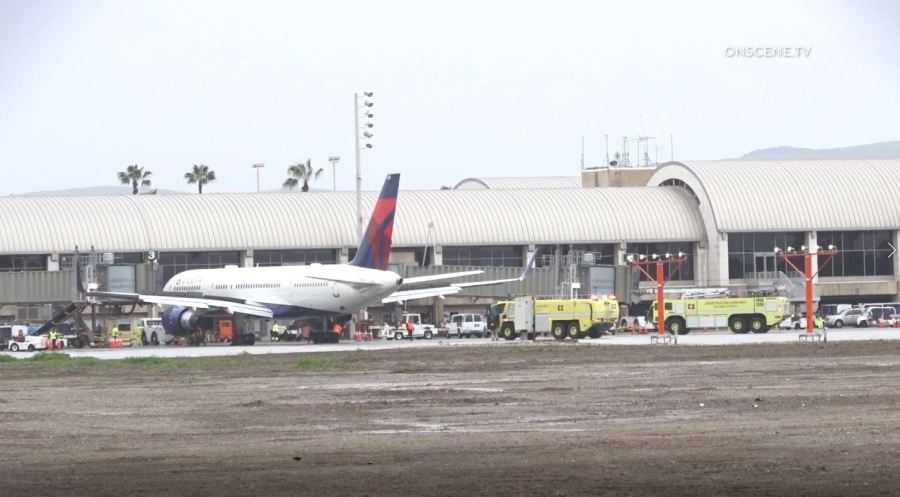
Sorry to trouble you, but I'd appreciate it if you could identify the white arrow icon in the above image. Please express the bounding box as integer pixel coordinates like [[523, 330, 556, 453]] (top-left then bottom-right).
[[889, 242, 896, 259]]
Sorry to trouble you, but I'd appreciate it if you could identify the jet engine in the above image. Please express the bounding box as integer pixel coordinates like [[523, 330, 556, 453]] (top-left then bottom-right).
[[161, 306, 199, 337]]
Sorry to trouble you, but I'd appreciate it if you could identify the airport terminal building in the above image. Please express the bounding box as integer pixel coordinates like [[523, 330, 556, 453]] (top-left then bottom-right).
[[1, 160, 898, 323]]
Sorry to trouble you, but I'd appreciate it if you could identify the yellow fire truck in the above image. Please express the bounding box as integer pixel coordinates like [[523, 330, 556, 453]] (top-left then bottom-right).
[[652, 295, 789, 334], [490, 295, 619, 340]]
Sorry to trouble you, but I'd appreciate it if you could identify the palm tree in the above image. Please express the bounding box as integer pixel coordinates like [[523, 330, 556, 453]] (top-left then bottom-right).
[[184, 164, 217, 194], [117, 164, 152, 195], [283, 159, 323, 192]]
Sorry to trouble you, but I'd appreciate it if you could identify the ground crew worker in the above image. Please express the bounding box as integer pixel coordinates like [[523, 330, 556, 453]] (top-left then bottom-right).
[[48, 328, 59, 350], [271, 322, 281, 341], [332, 321, 342, 337], [490, 322, 499, 342], [405, 320, 414, 340], [110, 324, 120, 343], [15, 329, 24, 342], [135, 323, 145, 346], [814, 313, 825, 330]]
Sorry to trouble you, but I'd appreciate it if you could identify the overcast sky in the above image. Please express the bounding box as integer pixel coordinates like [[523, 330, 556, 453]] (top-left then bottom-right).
[[1, 0, 897, 195]]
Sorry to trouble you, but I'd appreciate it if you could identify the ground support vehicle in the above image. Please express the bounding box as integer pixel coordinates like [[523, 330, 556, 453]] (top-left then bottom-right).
[[1, 325, 28, 351], [385, 314, 435, 340], [6, 335, 49, 352], [616, 316, 650, 334], [138, 318, 170, 345], [493, 296, 619, 341], [442, 313, 487, 338], [653, 296, 789, 335]]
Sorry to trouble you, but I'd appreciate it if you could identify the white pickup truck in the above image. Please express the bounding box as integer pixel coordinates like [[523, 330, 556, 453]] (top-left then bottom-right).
[[385, 313, 436, 340]]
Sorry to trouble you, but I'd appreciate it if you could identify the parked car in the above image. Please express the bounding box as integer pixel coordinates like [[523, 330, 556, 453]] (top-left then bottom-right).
[[443, 313, 487, 338], [825, 308, 871, 328], [866, 306, 897, 326], [778, 317, 808, 330]]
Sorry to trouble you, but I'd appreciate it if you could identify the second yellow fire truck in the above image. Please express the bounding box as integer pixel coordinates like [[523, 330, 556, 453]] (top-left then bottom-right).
[[652, 294, 789, 334]]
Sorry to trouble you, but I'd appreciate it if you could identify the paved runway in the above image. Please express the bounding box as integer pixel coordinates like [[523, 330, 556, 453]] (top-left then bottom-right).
[[4, 327, 900, 360]]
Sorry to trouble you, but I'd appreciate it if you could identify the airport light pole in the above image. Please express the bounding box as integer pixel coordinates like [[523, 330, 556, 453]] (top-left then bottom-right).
[[328, 156, 341, 192], [624, 252, 687, 339], [774, 245, 838, 339], [251, 163, 265, 193], [354, 91, 375, 242]]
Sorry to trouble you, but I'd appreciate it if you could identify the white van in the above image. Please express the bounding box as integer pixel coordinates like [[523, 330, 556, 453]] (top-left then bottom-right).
[[444, 313, 487, 338]]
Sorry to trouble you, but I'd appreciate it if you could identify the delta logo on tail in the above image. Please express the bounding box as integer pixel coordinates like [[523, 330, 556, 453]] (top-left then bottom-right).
[[349, 173, 399, 271]]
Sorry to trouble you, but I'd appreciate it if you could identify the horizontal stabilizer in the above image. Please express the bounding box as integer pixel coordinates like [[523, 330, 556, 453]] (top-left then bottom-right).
[[305, 274, 380, 286]]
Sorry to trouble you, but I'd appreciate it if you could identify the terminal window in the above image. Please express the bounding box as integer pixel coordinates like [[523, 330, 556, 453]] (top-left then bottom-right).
[[727, 232, 805, 279], [0, 255, 47, 272], [443, 246, 523, 267], [816, 231, 894, 277]]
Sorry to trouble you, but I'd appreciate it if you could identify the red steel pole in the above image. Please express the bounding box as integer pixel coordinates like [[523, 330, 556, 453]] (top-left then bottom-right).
[[805, 254, 814, 334], [657, 262, 665, 336]]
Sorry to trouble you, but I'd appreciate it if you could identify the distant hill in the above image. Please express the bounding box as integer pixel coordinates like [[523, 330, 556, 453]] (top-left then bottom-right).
[[738, 140, 900, 160]]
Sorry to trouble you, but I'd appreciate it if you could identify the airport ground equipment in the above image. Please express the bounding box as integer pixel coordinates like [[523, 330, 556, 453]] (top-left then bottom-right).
[[5, 331, 48, 352], [652, 295, 789, 335], [385, 313, 435, 340], [33, 302, 92, 348], [493, 295, 619, 341]]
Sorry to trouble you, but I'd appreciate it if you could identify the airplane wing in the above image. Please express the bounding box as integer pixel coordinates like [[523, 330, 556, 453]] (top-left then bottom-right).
[[383, 251, 538, 303], [87, 291, 274, 319]]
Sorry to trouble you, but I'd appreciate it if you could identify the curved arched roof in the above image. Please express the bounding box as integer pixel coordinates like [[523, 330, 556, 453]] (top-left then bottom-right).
[[454, 176, 581, 190], [649, 160, 900, 232], [0, 187, 704, 254]]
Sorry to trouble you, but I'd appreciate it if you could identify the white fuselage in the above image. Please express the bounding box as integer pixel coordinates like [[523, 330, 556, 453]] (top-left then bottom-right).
[[162, 264, 402, 317]]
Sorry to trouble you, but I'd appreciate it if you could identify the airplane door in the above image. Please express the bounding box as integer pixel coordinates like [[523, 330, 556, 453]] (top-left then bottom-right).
[[332, 282, 340, 298]]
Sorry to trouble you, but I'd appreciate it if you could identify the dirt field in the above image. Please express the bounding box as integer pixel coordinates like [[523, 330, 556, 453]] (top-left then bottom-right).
[[2, 341, 899, 497]]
